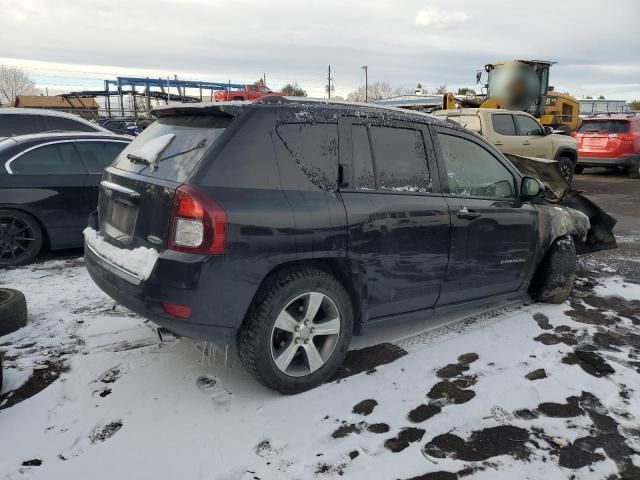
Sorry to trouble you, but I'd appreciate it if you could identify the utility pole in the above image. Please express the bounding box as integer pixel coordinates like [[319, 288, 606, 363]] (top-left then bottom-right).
[[361, 65, 368, 102], [328, 64, 331, 100]]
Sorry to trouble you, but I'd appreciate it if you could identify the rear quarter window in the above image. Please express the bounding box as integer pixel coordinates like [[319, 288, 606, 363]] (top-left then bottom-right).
[[112, 115, 231, 183]]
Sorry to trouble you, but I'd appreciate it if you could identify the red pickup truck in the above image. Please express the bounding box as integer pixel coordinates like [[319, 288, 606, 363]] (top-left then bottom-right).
[[214, 84, 284, 102]]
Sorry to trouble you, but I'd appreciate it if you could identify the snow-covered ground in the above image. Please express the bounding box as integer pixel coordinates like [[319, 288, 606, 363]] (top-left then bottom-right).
[[1, 254, 639, 480]]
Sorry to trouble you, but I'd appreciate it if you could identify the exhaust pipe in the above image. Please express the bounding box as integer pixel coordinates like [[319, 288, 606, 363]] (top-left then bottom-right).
[[157, 327, 178, 344]]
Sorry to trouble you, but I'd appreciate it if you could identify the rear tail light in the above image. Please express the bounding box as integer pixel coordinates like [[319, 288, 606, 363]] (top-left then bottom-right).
[[168, 185, 226, 255], [617, 133, 636, 142], [161, 302, 191, 319]]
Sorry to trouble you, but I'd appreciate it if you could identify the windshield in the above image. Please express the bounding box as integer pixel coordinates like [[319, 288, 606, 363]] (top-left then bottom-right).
[[111, 115, 231, 182]]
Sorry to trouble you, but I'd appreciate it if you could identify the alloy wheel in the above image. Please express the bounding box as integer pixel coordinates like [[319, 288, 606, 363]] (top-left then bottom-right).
[[0, 215, 37, 265], [270, 291, 341, 377]]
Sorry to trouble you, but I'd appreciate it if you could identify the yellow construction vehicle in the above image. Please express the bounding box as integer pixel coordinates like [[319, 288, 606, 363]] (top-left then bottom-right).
[[443, 60, 579, 133]]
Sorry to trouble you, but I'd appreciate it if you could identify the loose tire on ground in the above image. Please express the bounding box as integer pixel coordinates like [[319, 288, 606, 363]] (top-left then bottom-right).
[[557, 156, 575, 184], [0, 288, 28, 336], [237, 268, 353, 394], [0, 209, 43, 268], [529, 236, 577, 304]]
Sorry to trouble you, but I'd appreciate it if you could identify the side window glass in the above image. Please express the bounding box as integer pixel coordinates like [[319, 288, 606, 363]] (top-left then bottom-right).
[[491, 114, 516, 136], [75, 141, 128, 173], [515, 115, 542, 136], [351, 125, 374, 190], [437, 133, 514, 198], [277, 123, 339, 191], [369, 126, 431, 193], [10, 143, 87, 175], [45, 116, 97, 132]]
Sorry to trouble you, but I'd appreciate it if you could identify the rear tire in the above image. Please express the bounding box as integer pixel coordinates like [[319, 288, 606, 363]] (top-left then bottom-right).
[[0, 210, 43, 268], [529, 236, 576, 304], [628, 164, 640, 179], [237, 268, 353, 394], [557, 156, 575, 184], [0, 288, 28, 336]]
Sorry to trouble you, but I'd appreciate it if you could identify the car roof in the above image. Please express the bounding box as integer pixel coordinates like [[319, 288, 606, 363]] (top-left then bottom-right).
[[0, 107, 110, 132], [582, 114, 637, 121], [152, 96, 451, 128]]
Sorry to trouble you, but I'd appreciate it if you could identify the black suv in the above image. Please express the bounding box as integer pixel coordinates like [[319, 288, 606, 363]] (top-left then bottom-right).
[[85, 98, 584, 394]]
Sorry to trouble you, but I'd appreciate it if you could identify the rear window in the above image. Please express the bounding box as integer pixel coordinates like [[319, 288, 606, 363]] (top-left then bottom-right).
[[112, 115, 231, 182], [45, 116, 98, 133], [0, 114, 42, 136], [577, 120, 629, 134]]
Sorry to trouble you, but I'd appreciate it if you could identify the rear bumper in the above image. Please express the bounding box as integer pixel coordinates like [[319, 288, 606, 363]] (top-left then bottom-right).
[[577, 154, 640, 169], [84, 237, 236, 344]]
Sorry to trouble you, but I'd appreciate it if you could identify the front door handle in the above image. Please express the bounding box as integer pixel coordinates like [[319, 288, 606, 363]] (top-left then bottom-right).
[[494, 141, 503, 146], [456, 206, 481, 220], [522, 140, 531, 145]]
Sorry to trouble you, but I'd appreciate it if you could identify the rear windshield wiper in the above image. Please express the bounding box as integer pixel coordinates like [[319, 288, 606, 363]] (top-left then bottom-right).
[[128, 139, 207, 172]]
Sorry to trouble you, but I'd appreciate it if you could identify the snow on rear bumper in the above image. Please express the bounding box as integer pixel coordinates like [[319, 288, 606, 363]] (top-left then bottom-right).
[[83, 227, 159, 285]]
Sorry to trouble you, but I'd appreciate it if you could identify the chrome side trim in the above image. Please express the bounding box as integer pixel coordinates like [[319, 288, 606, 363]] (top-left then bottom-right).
[[100, 180, 140, 198], [85, 242, 142, 286]]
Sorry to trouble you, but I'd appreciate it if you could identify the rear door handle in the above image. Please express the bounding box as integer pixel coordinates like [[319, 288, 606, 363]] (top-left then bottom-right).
[[522, 140, 531, 145], [494, 141, 503, 146], [456, 206, 481, 220]]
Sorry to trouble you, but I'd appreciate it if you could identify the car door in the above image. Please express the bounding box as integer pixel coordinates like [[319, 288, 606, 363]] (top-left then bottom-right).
[[430, 127, 538, 306], [338, 117, 450, 321], [5, 141, 89, 247], [514, 114, 552, 158], [488, 113, 523, 155], [74, 139, 130, 221]]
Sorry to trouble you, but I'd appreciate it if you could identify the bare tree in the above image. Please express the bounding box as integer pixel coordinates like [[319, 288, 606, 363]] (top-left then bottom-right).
[[0, 65, 39, 104], [347, 81, 411, 102]]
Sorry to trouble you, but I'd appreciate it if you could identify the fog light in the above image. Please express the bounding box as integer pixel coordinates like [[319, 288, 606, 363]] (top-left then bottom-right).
[[161, 302, 191, 319]]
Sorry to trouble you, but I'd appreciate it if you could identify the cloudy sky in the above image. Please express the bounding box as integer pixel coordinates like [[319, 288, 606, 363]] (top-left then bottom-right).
[[1, 0, 639, 100]]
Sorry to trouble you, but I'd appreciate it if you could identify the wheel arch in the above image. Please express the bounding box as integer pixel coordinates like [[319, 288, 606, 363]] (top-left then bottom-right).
[[0, 204, 50, 249], [554, 147, 577, 165], [242, 257, 367, 335]]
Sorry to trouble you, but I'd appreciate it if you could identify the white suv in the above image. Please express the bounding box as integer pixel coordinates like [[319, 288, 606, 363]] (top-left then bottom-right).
[[434, 108, 578, 182]]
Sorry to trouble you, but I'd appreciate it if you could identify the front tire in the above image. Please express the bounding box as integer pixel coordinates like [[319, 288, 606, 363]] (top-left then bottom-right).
[[557, 156, 575, 184], [237, 268, 353, 394], [529, 236, 576, 304], [0, 210, 43, 268]]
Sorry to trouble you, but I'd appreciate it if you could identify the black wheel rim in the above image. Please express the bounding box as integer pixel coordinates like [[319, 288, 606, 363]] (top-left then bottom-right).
[[561, 162, 572, 181], [0, 215, 37, 265]]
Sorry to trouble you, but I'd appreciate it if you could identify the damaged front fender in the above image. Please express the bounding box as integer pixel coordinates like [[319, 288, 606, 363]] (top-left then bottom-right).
[[507, 154, 617, 254]]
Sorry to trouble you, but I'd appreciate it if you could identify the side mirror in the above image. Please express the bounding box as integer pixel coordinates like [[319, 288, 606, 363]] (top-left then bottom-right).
[[521, 176, 545, 200], [543, 126, 553, 136]]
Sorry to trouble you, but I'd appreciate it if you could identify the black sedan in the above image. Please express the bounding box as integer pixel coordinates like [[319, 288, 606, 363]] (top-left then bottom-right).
[[0, 132, 130, 267]]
